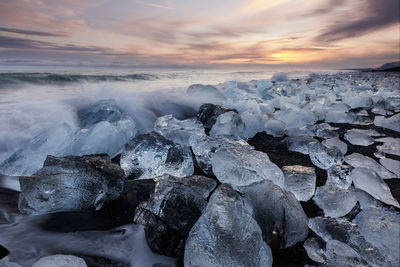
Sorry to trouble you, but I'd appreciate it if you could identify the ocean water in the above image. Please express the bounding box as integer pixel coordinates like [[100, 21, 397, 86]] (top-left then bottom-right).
[[0, 68, 316, 163]]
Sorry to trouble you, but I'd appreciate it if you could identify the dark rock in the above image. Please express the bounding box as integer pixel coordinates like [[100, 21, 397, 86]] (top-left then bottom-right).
[[0, 188, 19, 224], [0, 244, 9, 259], [133, 175, 217, 257], [19, 154, 125, 215], [196, 104, 238, 134]]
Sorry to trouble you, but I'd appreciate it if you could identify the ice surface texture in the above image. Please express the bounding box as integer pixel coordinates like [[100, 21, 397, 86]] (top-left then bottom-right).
[[32, 255, 87, 267], [120, 132, 194, 179], [154, 114, 205, 146], [313, 185, 357, 218], [239, 180, 308, 249], [345, 153, 395, 179], [184, 184, 272, 267], [212, 146, 284, 188], [209, 111, 246, 140], [196, 104, 237, 134], [282, 165, 316, 201], [18, 154, 124, 215], [134, 175, 217, 257]]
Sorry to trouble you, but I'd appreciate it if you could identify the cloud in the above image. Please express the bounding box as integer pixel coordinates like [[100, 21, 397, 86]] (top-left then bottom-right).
[[136, 0, 172, 9], [0, 27, 68, 37], [315, 0, 399, 42], [0, 35, 112, 53]]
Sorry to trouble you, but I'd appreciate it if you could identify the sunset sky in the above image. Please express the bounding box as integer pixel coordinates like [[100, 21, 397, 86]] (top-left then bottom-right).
[[0, 0, 398, 69]]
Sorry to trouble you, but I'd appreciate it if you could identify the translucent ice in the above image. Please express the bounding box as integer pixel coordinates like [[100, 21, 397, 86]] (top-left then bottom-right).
[[240, 106, 269, 138], [153, 114, 205, 146], [196, 104, 237, 134], [120, 132, 194, 179], [322, 137, 347, 155], [18, 154, 125, 215], [32, 255, 87, 267], [353, 207, 400, 266], [374, 113, 400, 132], [309, 217, 386, 267], [187, 84, 225, 100], [283, 136, 319, 155], [379, 158, 400, 177], [351, 167, 399, 207], [345, 153, 395, 179], [344, 131, 374, 146], [189, 134, 250, 176], [264, 119, 286, 136], [184, 184, 272, 267], [212, 146, 284, 188], [0, 124, 73, 176], [133, 175, 217, 257], [346, 128, 383, 137], [282, 165, 316, 201], [376, 137, 400, 156], [304, 238, 368, 267], [209, 111, 246, 139], [326, 165, 352, 189], [309, 144, 344, 170], [239, 180, 308, 248], [313, 185, 357, 218]]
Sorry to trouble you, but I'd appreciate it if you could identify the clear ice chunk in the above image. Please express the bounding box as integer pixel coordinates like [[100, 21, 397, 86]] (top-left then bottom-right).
[[18, 154, 125, 215], [0, 124, 73, 176], [376, 137, 400, 156], [189, 134, 250, 176], [153, 114, 206, 146], [313, 185, 357, 218], [283, 136, 319, 155], [326, 164, 352, 189], [196, 104, 237, 134], [282, 165, 316, 201], [345, 153, 395, 179], [344, 131, 374, 146], [239, 180, 309, 248], [309, 217, 386, 267], [32, 255, 87, 267], [374, 113, 400, 132], [346, 128, 384, 137], [309, 143, 344, 170], [322, 137, 348, 155], [187, 84, 225, 100], [379, 158, 400, 177], [209, 111, 246, 140], [351, 167, 399, 207], [184, 184, 273, 267], [120, 132, 194, 179], [212, 146, 284, 188], [353, 207, 400, 266]]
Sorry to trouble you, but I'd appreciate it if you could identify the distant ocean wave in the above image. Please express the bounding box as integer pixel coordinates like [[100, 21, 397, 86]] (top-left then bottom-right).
[[0, 72, 158, 87]]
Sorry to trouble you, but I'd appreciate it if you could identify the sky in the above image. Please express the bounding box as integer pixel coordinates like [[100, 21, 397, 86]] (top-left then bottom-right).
[[0, 0, 398, 69]]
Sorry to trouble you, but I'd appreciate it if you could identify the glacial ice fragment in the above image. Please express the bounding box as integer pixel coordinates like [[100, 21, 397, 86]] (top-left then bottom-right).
[[309, 217, 386, 267], [196, 104, 238, 134], [326, 164, 352, 189], [187, 84, 225, 100], [120, 132, 194, 179], [239, 180, 308, 249], [153, 114, 205, 146], [134, 175, 217, 257], [18, 154, 125, 215], [344, 131, 375, 146], [209, 111, 246, 139], [32, 255, 87, 267], [351, 167, 399, 207], [212, 146, 284, 188], [309, 144, 344, 170], [345, 153, 395, 179], [313, 185, 357, 218], [322, 137, 347, 155], [379, 158, 400, 177], [184, 184, 272, 267], [189, 134, 250, 176], [376, 137, 400, 156], [282, 165, 316, 201], [283, 136, 319, 155], [353, 207, 400, 266], [374, 113, 400, 132]]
